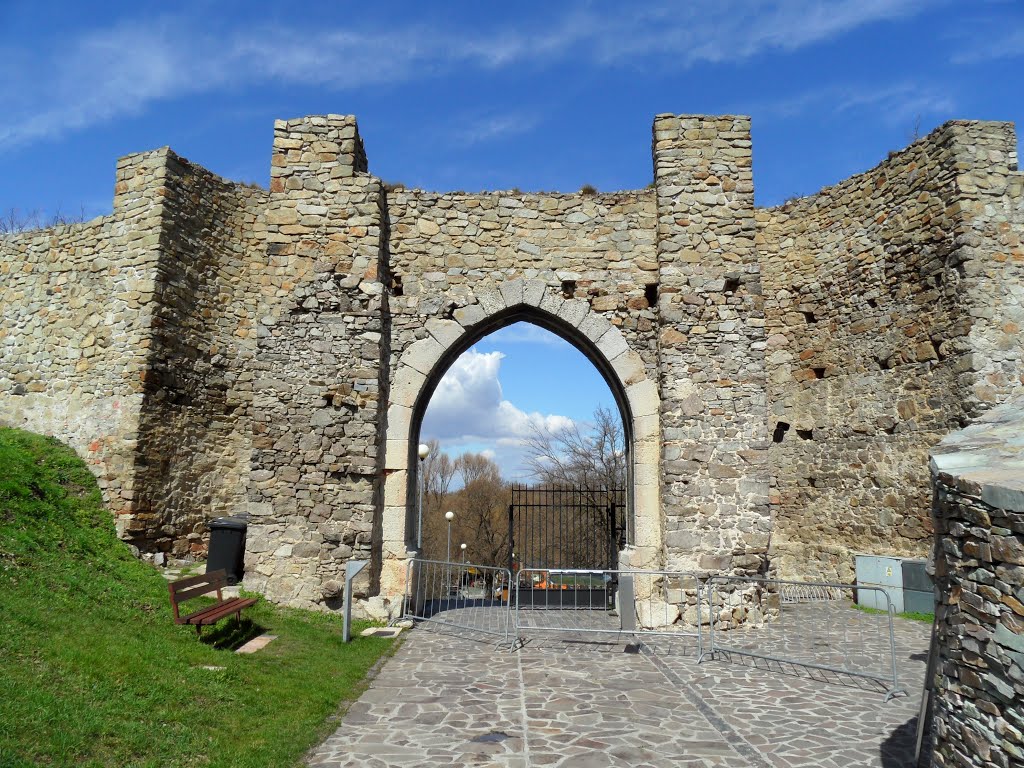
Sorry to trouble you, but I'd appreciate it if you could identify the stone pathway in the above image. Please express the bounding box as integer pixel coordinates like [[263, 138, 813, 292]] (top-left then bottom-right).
[[308, 604, 930, 767]]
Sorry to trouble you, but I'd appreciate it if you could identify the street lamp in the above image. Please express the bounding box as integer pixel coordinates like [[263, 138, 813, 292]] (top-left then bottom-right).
[[460, 543, 468, 596], [444, 511, 454, 562], [417, 443, 430, 549]]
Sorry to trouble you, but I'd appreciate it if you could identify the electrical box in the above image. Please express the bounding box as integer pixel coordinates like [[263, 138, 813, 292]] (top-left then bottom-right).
[[855, 555, 934, 615]]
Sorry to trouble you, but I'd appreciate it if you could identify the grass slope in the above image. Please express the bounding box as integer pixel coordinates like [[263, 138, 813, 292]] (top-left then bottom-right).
[[0, 428, 396, 768]]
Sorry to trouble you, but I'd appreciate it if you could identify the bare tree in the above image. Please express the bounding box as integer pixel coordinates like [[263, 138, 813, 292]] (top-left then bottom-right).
[[1, 206, 87, 235], [524, 405, 626, 495], [422, 439, 457, 518], [455, 452, 509, 570], [420, 447, 510, 569]]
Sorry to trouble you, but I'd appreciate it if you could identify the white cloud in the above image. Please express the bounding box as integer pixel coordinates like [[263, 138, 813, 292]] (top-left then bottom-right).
[[951, 26, 1024, 65], [755, 81, 956, 126], [455, 112, 542, 145], [420, 348, 574, 476], [1, 0, 941, 151]]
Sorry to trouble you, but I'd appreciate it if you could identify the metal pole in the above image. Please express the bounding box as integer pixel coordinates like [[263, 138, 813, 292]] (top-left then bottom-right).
[[417, 456, 424, 549]]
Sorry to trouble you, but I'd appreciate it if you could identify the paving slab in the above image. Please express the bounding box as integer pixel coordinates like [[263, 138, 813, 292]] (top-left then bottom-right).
[[308, 603, 930, 767]]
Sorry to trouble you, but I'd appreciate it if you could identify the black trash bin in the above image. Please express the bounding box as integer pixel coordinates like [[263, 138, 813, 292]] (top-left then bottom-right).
[[206, 515, 248, 585]]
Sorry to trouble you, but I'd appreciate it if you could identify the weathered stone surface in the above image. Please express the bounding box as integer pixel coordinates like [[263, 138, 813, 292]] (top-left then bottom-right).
[[931, 398, 1024, 768], [1, 112, 1021, 622]]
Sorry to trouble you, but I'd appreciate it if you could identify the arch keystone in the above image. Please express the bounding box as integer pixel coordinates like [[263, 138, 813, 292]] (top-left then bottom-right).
[[522, 279, 546, 306]]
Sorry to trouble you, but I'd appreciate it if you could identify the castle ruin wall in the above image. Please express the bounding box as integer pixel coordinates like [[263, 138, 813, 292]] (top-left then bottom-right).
[[1, 112, 1021, 616], [759, 121, 1024, 584]]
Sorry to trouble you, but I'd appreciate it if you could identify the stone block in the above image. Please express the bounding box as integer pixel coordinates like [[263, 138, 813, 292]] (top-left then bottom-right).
[[425, 318, 464, 349], [556, 299, 588, 327], [627, 379, 660, 418], [596, 328, 629, 361], [499, 277, 524, 307]]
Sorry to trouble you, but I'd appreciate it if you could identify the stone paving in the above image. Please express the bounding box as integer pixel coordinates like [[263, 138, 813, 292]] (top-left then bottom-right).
[[308, 603, 931, 767]]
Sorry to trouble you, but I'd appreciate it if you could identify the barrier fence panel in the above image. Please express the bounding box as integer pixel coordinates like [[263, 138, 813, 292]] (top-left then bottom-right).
[[514, 568, 704, 654], [704, 575, 906, 700], [403, 558, 513, 645]]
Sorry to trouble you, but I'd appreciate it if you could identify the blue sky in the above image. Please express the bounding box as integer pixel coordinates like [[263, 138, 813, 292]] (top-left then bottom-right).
[[3, 0, 1022, 475]]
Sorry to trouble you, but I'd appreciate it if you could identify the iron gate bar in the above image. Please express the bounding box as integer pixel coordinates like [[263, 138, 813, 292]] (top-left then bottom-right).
[[508, 484, 625, 573], [704, 574, 906, 701]]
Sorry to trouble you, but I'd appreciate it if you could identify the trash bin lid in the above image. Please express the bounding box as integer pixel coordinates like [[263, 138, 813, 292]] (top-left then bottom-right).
[[210, 516, 248, 531]]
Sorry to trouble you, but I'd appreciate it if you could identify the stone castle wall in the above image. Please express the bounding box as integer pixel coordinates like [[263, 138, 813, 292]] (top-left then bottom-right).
[[132, 151, 266, 554], [930, 398, 1024, 767], [0, 151, 171, 534], [759, 121, 1024, 583], [652, 115, 771, 587], [1, 112, 1021, 615]]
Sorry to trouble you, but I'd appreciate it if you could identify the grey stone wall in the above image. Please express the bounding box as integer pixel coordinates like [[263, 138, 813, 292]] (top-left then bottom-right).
[[0, 150, 169, 538], [931, 398, 1024, 767], [758, 121, 1024, 584], [132, 150, 266, 554], [244, 115, 390, 607], [652, 115, 771, 587], [2, 111, 1022, 616]]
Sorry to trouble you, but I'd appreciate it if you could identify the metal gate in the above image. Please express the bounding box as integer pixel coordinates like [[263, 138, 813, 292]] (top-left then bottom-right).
[[508, 485, 626, 608]]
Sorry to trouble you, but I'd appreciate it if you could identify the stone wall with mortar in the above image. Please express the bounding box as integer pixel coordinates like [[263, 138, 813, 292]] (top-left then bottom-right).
[[3, 111, 1022, 618], [758, 121, 1024, 584], [0, 148, 270, 554], [930, 398, 1024, 768], [242, 116, 391, 608], [1, 150, 171, 537], [652, 114, 771, 596], [131, 151, 267, 555]]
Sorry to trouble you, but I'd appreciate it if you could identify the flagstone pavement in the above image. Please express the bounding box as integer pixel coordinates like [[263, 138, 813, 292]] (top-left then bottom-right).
[[308, 606, 930, 767]]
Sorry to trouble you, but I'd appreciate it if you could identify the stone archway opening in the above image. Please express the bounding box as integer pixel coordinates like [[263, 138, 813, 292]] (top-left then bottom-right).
[[411, 316, 630, 572], [377, 281, 662, 600]]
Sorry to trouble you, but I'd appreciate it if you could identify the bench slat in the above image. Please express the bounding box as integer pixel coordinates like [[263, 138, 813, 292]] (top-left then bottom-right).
[[179, 597, 257, 626], [169, 571, 227, 604]]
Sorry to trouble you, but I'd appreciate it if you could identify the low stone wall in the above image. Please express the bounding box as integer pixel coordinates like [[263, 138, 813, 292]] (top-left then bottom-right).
[[931, 397, 1024, 767]]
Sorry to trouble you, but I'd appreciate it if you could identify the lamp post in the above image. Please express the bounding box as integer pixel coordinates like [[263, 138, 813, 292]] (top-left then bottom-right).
[[417, 443, 430, 550], [460, 542, 467, 596], [444, 510, 455, 597]]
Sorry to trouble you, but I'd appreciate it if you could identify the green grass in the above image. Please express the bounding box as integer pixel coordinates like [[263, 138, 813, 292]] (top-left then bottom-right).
[[0, 427, 398, 768], [852, 602, 935, 623]]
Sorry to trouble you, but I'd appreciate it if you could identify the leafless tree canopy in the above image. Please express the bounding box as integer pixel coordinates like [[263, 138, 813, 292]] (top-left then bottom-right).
[[419, 447, 509, 568], [523, 405, 626, 494], [1, 207, 87, 235]]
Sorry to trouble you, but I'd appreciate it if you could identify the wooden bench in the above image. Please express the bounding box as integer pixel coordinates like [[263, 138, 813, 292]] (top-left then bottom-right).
[[168, 569, 257, 636]]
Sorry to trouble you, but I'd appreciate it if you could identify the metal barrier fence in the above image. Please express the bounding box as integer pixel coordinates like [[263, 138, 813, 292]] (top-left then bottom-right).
[[704, 575, 906, 700], [403, 558, 513, 645], [514, 568, 704, 653]]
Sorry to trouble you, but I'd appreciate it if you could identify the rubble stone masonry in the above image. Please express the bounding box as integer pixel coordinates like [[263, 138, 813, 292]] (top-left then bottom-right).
[[1, 113, 1021, 616], [931, 398, 1024, 767]]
